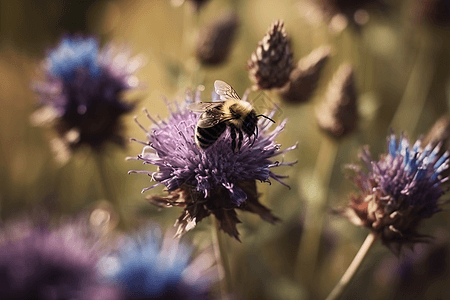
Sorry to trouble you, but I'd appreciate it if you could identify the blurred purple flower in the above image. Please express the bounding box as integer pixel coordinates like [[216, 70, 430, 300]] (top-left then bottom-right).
[[0, 216, 118, 300], [339, 132, 449, 254], [31, 36, 144, 162], [374, 229, 450, 299], [99, 227, 217, 300], [128, 87, 297, 240]]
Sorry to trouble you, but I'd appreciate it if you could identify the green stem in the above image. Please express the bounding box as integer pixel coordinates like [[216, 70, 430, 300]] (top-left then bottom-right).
[[211, 216, 232, 298], [325, 232, 377, 300], [295, 136, 338, 283], [94, 153, 126, 229]]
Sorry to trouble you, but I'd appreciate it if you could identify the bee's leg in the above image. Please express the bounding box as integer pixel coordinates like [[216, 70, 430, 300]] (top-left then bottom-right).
[[238, 129, 243, 152], [230, 124, 237, 153], [250, 126, 258, 147]]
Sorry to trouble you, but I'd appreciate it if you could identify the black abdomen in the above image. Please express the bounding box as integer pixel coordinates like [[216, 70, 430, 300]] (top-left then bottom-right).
[[196, 122, 227, 148]]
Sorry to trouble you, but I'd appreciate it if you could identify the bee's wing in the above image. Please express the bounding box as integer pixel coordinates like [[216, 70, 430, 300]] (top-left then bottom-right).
[[187, 102, 224, 112], [197, 110, 224, 128], [214, 80, 241, 100]]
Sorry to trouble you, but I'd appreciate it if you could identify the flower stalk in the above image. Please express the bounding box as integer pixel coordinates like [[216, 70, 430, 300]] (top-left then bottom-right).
[[296, 135, 338, 283], [325, 232, 377, 300], [212, 216, 233, 298], [94, 154, 126, 229]]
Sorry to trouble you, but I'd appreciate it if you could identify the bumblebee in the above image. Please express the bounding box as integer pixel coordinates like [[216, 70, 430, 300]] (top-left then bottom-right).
[[188, 80, 275, 152]]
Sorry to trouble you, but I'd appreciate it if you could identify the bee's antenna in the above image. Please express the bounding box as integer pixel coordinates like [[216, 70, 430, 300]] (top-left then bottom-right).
[[256, 115, 275, 123]]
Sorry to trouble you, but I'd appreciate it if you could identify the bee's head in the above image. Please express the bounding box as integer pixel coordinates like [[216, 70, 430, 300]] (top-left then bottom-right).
[[242, 112, 258, 137], [244, 112, 275, 147]]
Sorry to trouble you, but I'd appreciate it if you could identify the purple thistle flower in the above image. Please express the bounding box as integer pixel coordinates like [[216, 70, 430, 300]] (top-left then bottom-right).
[[31, 36, 144, 161], [99, 227, 217, 300], [128, 86, 297, 240], [0, 216, 118, 300], [339, 131, 449, 255]]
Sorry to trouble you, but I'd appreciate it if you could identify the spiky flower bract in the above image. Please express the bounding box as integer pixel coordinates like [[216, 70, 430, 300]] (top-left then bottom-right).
[[128, 87, 297, 240], [99, 227, 216, 300], [32, 36, 144, 162], [339, 132, 449, 255], [0, 216, 118, 300]]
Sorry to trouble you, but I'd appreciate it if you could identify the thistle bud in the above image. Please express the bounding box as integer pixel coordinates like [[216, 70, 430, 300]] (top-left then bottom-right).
[[278, 46, 331, 104], [196, 12, 239, 65], [189, 0, 210, 12], [316, 64, 358, 137], [423, 115, 450, 148], [247, 20, 294, 90], [410, 0, 450, 27]]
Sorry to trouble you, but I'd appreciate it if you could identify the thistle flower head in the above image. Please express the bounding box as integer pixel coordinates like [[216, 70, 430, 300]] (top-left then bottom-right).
[[128, 87, 297, 240], [340, 132, 450, 254], [32, 36, 144, 160], [247, 20, 294, 90], [99, 227, 216, 300], [0, 216, 117, 300]]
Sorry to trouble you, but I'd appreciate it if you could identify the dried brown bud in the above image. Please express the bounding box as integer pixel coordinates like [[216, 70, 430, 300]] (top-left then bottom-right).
[[196, 12, 239, 65], [147, 180, 280, 241], [171, 0, 210, 12], [410, 0, 450, 27], [316, 64, 358, 137], [278, 46, 331, 104], [247, 20, 294, 90], [299, 0, 387, 32], [423, 115, 450, 178], [189, 0, 210, 12], [423, 115, 450, 148], [319, 0, 382, 19]]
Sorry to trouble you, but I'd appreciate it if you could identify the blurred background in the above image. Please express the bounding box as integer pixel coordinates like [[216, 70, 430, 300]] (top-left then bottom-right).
[[1, 0, 450, 299]]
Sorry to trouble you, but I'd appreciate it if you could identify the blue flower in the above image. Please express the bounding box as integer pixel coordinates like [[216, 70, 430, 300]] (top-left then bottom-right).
[[340, 132, 449, 254], [99, 228, 215, 300], [47, 37, 101, 82], [128, 87, 297, 240], [32, 36, 145, 161]]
